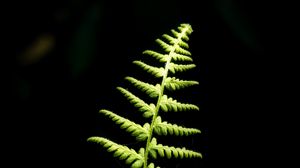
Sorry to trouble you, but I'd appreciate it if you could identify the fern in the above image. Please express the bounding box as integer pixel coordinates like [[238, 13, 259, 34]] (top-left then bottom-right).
[[88, 23, 202, 168]]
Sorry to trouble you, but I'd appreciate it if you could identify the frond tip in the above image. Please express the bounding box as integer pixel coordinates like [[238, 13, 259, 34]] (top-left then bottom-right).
[[87, 137, 144, 168]]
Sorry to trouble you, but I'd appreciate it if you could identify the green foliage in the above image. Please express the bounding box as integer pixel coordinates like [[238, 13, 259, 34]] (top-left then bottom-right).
[[88, 23, 202, 168], [154, 116, 201, 136], [148, 138, 202, 159], [87, 137, 144, 168], [159, 95, 199, 112], [99, 109, 149, 141], [133, 61, 165, 78], [117, 87, 156, 118], [164, 77, 198, 91], [125, 77, 160, 98]]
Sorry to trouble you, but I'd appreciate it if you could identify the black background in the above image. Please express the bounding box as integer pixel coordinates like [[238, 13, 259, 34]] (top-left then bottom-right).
[[6, 0, 282, 167]]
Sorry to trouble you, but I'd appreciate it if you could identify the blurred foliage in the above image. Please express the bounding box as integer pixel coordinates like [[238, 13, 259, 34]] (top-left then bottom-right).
[[68, 2, 102, 78], [17, 34, 55, 66]]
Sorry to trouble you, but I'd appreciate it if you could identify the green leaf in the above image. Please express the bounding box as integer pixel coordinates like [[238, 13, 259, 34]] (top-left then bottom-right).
[[162, 34, 177, 43], [155, 39, 172, 52], [119, 152, 130, 160], [117, 87, 155, 118], [133, 61, 164, 78], [148, 138, 202, 159], [165, 148, 172, 159], [149, 148, 157, 159], [171, 29, 180, 39], [136, 133, 148, 141], [169, 63, 196, 73], [170, 52, 193, 62], [157, 147, 164, 157], [138, 148, 145, 157], [131, 160, 143, 168], [165, 77, 199, 91], [174, 45, 191, 55], [178, 40, 189, 49], [126, 155, 137, 165], [100, 109, 148, 141], [143, 50, 167, 62], [87, 137, 144, 165], [148, 163, 154, 168], [148, 163, 160, 168], [154, 116, 201, 136], [162, 34, 190, 49], [125, 77, 160, 98], [171, 147, 179, 158], [159, 102, 167, 112], [113, 148, 123, 157], [160, 95, 199, 112]]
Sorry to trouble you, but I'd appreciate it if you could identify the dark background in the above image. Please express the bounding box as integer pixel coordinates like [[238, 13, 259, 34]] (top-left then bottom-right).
[[6, 0, 278, 167]]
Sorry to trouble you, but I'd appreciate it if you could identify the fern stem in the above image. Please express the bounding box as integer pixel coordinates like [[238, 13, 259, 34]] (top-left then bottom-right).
[[143, 25, 190, 168]]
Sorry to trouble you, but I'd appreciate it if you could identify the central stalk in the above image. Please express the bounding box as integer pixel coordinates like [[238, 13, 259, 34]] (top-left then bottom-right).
[[143, 28, 187, 168]]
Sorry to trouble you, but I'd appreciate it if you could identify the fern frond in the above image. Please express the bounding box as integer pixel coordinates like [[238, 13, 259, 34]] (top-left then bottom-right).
[[88, 23, 202, 168], [168, 63, 196, 73], [149, 138, 202, 159], [178, 23, 193, 35], [87, 137, 144, 168], [143, 50, 167, 63], [133, 61, 164, 78], [153, 116, 201, 136], [160, 95, 199, 112], [155, 39, 172, 52], [170, 52, 193, 62], [165, 77, 199, 91], [117, 87, 155, 118], [99, 109, 149, 141], [125, 77, 160, 98]]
